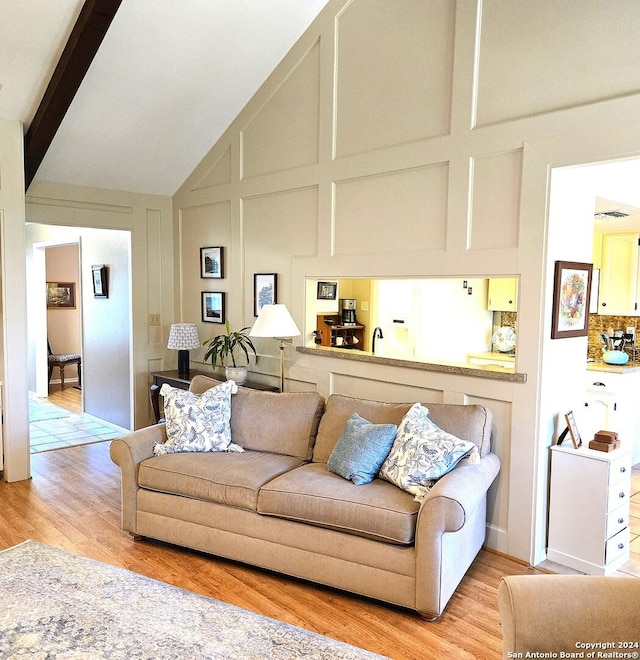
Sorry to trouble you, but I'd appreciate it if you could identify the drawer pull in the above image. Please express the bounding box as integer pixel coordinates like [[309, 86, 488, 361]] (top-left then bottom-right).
[[618, 543, 625, 550], [619, 492, 626, 498], [619, 517, 625, 524], [620, 466, 627, 473]]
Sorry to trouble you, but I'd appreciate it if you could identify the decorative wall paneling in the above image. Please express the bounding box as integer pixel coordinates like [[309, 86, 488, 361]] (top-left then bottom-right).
[[333, 165, 449, 255], [475, 1, 640, 127], [173, 0, 640, 564]]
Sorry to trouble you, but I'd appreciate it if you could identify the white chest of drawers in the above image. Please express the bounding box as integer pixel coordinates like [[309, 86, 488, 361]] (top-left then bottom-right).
[[547, 444, 632, 575]]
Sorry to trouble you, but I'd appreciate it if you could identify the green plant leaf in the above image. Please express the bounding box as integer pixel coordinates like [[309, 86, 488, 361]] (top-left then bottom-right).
[[203, 320, 258, 369]]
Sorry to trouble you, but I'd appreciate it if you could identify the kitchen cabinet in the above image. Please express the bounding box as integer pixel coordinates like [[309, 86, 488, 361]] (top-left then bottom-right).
[[547, 444, 631, 575], [598, 231, 640, 315], [487, 278, 517, 312]]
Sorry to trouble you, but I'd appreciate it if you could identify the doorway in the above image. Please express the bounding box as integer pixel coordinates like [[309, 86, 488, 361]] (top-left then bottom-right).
[[27, 223, 134, 435]]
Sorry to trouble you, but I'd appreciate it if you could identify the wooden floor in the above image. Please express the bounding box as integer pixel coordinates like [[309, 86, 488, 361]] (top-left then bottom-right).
[[0, 440, 549, 660], [46, 384, 83, 414]]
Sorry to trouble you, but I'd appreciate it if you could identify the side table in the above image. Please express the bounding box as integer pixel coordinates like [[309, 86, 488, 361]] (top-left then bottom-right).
[[150, 370, 278, 423]]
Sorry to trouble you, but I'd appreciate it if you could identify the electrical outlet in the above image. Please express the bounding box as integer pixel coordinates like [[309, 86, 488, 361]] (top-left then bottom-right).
[[149, 314, 161, 326], [360, 301, 369, 311]]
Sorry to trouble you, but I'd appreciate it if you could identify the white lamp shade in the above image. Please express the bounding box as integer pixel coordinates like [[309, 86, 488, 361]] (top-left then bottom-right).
[[250, 304, 301, 338], [167, 323, 200, 350]]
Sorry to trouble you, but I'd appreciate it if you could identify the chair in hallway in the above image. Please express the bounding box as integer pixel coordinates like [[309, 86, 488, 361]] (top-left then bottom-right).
[[48, 341, 81, 391]]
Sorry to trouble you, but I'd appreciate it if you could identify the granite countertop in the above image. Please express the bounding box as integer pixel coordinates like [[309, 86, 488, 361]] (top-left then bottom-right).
[[587, 360, 640, 374], [297, 345, 526, 382]]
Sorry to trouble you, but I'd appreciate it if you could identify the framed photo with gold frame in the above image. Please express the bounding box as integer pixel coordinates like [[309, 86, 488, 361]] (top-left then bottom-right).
[[559, 410, 582, 449], [47, 282, 76, 308]]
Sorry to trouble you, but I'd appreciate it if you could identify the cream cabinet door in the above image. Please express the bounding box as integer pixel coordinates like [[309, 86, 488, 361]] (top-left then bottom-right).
[[599, 232, 640, 315], [487, 278, 517, 311]]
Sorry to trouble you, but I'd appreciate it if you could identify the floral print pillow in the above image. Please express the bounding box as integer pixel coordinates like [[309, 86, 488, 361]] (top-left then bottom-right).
[[153, 380, 243, 455], [379, 402, 478, 501]]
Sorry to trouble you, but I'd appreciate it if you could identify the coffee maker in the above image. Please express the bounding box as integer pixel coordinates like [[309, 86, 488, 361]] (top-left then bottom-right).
[[341, 298, 357, 325]]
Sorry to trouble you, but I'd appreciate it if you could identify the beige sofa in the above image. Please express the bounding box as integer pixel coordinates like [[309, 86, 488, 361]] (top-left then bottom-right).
[[498, 575, 640, 657], [110, 375, 500, 619]]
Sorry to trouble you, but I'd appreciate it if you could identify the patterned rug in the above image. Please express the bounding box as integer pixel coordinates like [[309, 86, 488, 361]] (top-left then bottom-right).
[[0, 541, 385, 659]]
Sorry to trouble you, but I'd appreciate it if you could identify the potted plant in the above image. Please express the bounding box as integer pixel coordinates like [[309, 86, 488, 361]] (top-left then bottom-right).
[[203, 319, 257, 384]]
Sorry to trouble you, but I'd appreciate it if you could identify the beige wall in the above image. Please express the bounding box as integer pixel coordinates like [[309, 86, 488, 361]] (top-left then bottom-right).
[[173, 0, 640, 564]]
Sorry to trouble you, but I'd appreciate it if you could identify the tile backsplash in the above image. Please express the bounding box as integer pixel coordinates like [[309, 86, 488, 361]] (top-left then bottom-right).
[[588, 314, 640, 361]]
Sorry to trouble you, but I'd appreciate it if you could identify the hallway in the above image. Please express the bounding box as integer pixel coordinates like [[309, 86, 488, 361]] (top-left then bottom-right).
[[29, 385, 127, 453]]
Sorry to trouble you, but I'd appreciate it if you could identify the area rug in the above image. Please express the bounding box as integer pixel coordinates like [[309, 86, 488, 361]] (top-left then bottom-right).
[[0, 541, 385, 659], [28, 393, 72, 422]]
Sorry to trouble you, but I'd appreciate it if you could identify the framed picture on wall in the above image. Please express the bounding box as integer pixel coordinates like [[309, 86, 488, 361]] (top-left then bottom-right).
[[317, 281, 337, 300], [91, 264, 108, 298], [202, 291, 225, 323], [253, 273, 277, 316], [200, 247, 224, 279], [47, 282, 76, 308], [551, 260, 592, 339]]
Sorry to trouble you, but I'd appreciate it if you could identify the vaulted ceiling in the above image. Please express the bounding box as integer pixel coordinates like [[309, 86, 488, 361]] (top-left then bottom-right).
[[0, 0, 329, 196]]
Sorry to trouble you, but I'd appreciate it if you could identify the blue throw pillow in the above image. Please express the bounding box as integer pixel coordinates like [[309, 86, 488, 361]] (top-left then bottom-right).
[[327, 413, 398, 485]]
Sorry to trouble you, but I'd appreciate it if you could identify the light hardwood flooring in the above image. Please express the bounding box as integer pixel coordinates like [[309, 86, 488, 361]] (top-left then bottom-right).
[[12, 395, 640, 657], [1, 440, 543, 659], [44, 384, 83, 414]]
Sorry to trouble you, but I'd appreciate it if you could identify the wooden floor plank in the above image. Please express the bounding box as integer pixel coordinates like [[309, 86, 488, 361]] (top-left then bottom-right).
[[0, 441, 546, 659]]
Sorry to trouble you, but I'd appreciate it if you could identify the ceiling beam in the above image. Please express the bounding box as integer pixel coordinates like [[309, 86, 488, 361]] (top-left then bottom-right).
[[24, 0, 122, 190]]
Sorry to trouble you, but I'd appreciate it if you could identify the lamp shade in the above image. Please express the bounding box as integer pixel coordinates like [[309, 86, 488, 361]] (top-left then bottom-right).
[[167, 323, 200, 350], [250, 304, 300, 339]]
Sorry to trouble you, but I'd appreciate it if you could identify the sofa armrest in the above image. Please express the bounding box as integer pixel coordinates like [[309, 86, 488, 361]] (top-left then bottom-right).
[[419, 452, 500, 532], [109, 424, 166, 533], [498, 575, 640, 657], [414, 452, 500, 618]]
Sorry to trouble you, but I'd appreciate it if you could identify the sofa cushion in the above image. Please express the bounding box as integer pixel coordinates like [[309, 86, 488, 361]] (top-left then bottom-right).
[[379, 402, 477, 500], [190, 375, 324, 460], [327, 413, 397, 485], [313, 395, 411, 463], [257, 462, 420, 544], [313, 394, 493, 462], [154, 380, 240, 455], [139, 451, 304, 511]]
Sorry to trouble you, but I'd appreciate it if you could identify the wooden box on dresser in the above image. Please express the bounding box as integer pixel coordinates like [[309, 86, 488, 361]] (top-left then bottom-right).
[[547, 443, 632, 575]]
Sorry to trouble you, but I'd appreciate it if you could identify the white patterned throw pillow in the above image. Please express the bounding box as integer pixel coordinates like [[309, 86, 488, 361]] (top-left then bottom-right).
[[153, 380, 243, 455], [379, 402, 478, 501]]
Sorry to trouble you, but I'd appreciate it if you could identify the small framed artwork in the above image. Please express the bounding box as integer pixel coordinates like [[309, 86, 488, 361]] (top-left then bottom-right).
[[560, 410, 583, 449], [254, 273, 277, 316], [200, 247, 224, 279], [551, 261, 592, 339], [202, 291, 225, 323], [47, 282, 76, 308], [91, 265, 108, 298], [317, 281, 337, 300]]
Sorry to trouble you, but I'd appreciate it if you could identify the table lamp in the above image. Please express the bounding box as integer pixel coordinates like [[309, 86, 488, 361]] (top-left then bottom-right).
[[249, 304, 300, 392], [167, 323, 200, 377]]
